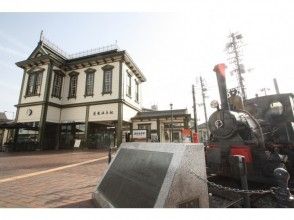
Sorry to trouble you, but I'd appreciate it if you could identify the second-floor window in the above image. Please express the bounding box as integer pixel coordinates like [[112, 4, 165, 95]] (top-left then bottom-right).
[[103, 70, 112, 94], [26, 71, 43, 97], [85, 71, 95, 97], [68, 71, 79, 99], [126, 72, 132, 97], [51, 70, 64, 99], [102, 65, 114, 95], [135, 80, 139, 102]]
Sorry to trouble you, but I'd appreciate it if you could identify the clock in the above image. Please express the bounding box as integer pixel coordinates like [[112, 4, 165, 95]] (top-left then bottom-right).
[[26, 109, 33, 116]]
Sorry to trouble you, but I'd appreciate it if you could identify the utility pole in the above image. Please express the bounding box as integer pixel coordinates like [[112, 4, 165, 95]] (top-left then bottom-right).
[[226, 32, 247, 101], [273, 78, 280, 94], [200, 76, 209, 140], [192, 85, 198, 133]]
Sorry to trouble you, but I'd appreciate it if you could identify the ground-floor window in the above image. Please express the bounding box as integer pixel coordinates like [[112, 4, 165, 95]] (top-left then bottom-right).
[[17, 122, 39, 143], [88, 123, 115, 149], [60, 123, 86, 149]]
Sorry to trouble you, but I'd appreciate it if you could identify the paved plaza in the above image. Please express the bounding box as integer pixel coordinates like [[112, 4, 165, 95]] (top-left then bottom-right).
[[0, 150, 109, 208]]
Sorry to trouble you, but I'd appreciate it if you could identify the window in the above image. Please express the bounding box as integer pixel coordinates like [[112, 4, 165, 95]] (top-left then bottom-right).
[[85, 72, 95, 96], [126, 72, 132, 97], [84, 68, 96, 97], [103, 70, 112, 94], [68, 71, 79, 99], [135, 80, 139, 102], [51, 70, 64, 99], [102, 65, 114, 95], [26, 70, 43, 97]]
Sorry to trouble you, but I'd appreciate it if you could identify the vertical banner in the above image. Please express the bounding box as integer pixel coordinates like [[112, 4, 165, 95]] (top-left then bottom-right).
[[181, 128, 192, 143]]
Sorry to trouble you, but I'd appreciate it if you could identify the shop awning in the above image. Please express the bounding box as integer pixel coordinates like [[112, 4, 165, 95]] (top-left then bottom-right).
[[0, 122, 39, 130]]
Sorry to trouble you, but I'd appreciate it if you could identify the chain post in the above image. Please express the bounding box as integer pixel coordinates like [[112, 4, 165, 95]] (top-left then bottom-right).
[[273, 168, 294, 208], [108, 147, 112, 164], [230, 155, 251, 208], [189, 169, 273, 195]]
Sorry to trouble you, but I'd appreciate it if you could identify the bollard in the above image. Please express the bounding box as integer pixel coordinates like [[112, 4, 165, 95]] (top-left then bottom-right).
[[273, 168, 294, 208], [230, 155, 251, 208], [108, 147, 112, 164], [237, 156, 251, 208]]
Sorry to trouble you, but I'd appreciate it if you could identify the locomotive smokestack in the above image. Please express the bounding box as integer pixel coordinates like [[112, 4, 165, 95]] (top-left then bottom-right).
[[213, 63, 229, 110]]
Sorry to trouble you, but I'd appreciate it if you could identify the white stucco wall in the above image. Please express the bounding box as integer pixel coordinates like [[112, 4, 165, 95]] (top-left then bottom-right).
[[20, 64, 49, 104], [122, 104, 139, 122], [122, 63, 142, 109], [46, 106, 61, 123], [61, 62, 120, 105], [60, 106, 86, 123], [88, 103, 118, 122], [17, 105, 42, 123]]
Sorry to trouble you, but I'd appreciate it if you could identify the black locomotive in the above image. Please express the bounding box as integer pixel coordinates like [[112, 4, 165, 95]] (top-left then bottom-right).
[[206, 64, 294, 183]]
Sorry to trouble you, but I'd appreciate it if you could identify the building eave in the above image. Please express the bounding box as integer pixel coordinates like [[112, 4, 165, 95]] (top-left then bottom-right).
[[123, 51, 146, 82], [15, 54, 51, 69]]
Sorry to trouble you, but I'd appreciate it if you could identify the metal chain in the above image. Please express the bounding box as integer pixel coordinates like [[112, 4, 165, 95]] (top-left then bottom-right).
[[189, 169, 274, 195]]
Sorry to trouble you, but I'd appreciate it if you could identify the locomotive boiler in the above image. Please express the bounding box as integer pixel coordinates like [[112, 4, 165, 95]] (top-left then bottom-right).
[[206, 64, 294, 183]]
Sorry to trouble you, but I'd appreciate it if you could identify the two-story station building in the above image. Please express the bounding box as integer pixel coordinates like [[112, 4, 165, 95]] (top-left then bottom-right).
[[14, 35, 146, 150]]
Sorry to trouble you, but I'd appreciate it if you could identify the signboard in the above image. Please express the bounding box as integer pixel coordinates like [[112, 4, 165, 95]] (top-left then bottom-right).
[[97, 148, 173, 208], [132, 129, 147, 140], [74, 139, 81, 148]]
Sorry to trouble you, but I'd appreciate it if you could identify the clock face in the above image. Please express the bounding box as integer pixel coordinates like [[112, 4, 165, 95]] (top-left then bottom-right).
[[26, 109, 33, 116]]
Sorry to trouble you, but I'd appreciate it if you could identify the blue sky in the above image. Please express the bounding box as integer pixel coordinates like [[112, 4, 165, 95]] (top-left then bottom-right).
[[0, 4, 294, 122]]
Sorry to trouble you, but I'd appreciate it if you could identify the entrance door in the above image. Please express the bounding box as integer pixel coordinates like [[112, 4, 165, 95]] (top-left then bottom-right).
[[60, 124, 74, 149], [88, 123, 114, 149]]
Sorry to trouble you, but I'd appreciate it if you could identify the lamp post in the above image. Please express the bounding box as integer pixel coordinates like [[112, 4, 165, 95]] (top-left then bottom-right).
[[170, 103, 173, 142]]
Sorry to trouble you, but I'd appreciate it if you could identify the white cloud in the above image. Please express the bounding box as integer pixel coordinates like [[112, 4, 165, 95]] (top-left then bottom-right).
[[0, 43, 26, 57]]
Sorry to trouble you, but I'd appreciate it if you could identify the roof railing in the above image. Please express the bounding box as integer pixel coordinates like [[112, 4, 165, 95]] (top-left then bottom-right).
[[68, 43, 119, 59], [40, 32, 119, 59]]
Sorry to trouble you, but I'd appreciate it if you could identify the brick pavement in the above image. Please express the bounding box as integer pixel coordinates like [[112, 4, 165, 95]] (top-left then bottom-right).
[[0, 150, 109, 208]]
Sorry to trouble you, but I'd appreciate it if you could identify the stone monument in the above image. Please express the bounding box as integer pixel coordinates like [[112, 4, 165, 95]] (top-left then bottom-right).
[[92, 142, 209, 208]]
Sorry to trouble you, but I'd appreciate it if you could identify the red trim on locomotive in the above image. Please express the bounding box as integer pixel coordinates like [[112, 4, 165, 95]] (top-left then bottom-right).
[[230, 145, 253, 163]]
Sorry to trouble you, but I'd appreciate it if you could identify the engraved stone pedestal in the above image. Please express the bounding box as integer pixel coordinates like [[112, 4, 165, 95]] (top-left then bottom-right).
[[92, 142, 209, 208]]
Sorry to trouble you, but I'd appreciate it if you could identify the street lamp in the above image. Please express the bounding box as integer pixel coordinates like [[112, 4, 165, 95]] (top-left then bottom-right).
[[170, 103, 173, 142]]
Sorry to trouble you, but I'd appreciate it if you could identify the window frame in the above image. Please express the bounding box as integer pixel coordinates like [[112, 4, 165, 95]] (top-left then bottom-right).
[[135, 79, 139, 103], [84, 68, 96, 97], [25, 68, 45, 98], [126, 71, 132, 98], [51, 70, 65, 99], [68, 71, 79, 99], [102, 65, 114, 95]]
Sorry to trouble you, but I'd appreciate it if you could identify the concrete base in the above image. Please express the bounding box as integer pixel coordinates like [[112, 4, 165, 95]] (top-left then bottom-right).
[[93, 142, 209, 208]]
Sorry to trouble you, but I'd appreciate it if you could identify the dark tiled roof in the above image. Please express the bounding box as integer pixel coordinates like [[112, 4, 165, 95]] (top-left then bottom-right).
[[133, 109, 189, 119], [0, 112, 8, 123], [0, 112, 11, 124]]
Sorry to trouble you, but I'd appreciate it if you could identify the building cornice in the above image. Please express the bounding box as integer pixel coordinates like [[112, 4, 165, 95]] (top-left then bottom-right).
[[15, 99, 142, 112], [131, 114, 191, 121], [16, 47, 147, 82]]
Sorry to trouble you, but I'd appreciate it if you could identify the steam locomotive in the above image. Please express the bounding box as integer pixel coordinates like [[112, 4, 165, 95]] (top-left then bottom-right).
[[206, 64, 294, 183]]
